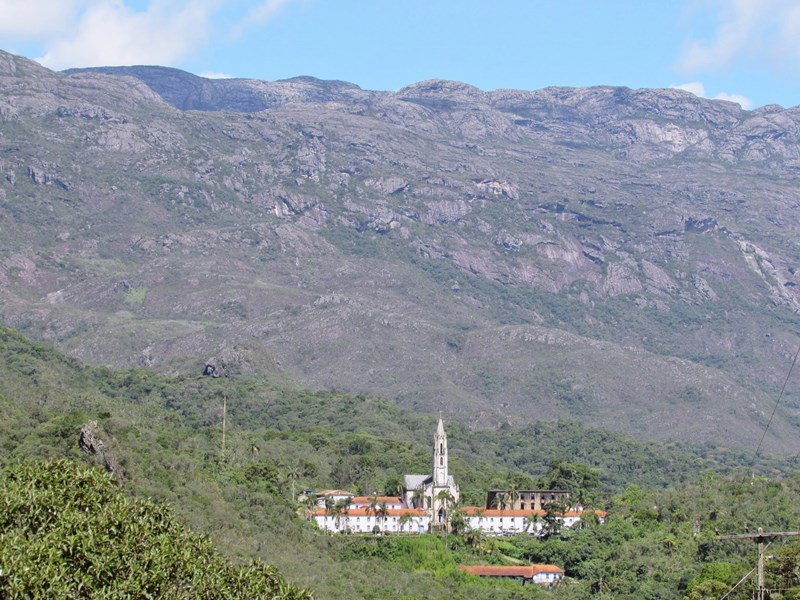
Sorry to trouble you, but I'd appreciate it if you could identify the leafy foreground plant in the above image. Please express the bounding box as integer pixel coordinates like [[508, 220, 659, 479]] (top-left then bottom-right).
[[0, 459, 313, 599]]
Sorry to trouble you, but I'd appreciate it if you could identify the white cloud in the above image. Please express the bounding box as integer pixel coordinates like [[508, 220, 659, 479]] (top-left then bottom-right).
[[713, 91, 753, 109], [1, 1, 299, 71], [677, 0, 800, 73], [200, 71, 234, 79], [670, 81, 752, 109], [0, 0, 87, 39], [35, 0, 218, 70], [672, 81, 706, 97]]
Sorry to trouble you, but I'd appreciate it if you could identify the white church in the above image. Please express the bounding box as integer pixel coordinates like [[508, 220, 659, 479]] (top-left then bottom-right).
[[310, 419, 601, 536], [402, 417, 459, 526]]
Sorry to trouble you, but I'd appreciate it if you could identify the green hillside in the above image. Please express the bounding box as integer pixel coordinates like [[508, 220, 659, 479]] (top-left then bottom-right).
[[5, 325, 800, 598]]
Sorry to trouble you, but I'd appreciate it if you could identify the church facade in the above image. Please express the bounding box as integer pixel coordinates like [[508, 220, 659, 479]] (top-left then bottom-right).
[[402, 418, 459, 528]]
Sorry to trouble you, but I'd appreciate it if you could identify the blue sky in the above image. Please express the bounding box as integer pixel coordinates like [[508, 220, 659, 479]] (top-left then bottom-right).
[[1, 0, 799, 109]]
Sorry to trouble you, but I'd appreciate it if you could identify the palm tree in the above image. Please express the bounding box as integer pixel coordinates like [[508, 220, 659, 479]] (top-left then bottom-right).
[[329, 502, 341, 533], [334, 498, 350, 532], [323, 495, 335, 533], [491, 492, 509, 513], [448, 507, 467, 535], [523, 513, 540, 536], [302, 494, 317, 520], [507, 483, 519, 510], [398, 513, 414, 533], [542, 500, 565, 537], [377, 502, 389, 533], [365, 496, 379, 533], [286, 466, 301, 503], [472, 507, 485, 532], [411, 485, 425, 509], [575, 487, 589, 511], [436, 489, 455, 545]]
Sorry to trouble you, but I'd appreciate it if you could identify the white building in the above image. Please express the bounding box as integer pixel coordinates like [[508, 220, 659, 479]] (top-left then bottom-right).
[[309, 419, 604, 536], [460, 506, 605, 536], [312, 503, 429, 534]]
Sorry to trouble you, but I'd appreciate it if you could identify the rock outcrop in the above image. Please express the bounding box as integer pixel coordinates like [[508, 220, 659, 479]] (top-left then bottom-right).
[[79, 421, 121, 481]]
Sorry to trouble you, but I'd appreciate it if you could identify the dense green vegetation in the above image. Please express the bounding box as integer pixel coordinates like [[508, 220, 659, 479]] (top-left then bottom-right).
[[0, 460, 311, 599], [4, 324, 800, 598]]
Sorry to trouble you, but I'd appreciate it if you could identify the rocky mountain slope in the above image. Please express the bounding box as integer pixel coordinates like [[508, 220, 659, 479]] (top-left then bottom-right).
[[3, 49, 800, 453]]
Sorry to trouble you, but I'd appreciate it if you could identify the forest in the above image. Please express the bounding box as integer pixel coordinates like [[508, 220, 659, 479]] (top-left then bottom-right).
[[3, 324, 800, 599]]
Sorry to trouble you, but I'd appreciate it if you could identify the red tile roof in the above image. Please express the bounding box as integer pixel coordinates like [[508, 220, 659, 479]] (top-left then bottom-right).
[[460, 565, 564, 578], [313, 508, 426, 517], [349, 496, 403, 505]]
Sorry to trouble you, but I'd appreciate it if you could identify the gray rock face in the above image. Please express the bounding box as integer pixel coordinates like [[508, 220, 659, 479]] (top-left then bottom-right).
[[79, 421, 120, 479], [3, 49, 800, 453]]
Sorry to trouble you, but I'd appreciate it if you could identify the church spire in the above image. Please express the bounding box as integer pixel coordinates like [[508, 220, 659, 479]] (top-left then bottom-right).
[[433, 417, 448, 487]]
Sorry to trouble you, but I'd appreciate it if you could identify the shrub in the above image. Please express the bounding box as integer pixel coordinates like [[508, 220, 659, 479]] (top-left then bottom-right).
[[0, 460, 312, 599]]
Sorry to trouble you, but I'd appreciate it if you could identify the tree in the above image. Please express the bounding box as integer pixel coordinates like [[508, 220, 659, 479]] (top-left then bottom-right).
[[542, 460, 600, 502], [384, 473, 403, 497], [411, 485, 425, 509], [302, 493, 317, 520], [449, 507, 467, 535], [523, 513, 540, 535], [507, 482, 519, 510], [491, 492, 510, 513], [286, 465, 301, 503], [321, 494, 335, 532], [334, 498, 350, 532], [329, 500, 341, 533], [398, 512, 414, 533], [377, 502, 389, 533], [542, 500, 566, 537], [367, 495, 379, 531], [436, 489, 455, 546], [0, 460, 312, 599]]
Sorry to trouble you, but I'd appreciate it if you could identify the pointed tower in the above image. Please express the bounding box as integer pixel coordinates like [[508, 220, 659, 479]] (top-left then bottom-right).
[[433, 417, 448, 487]]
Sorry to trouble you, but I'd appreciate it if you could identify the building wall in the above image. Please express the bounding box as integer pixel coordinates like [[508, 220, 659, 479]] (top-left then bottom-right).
[[485, 490, 571, 511]]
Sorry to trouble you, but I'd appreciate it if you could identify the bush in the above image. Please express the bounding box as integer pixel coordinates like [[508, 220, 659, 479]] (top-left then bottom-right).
[[0, 460, 312, 599]]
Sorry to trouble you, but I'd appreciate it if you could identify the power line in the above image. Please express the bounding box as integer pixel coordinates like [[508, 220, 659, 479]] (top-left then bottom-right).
[[718, 566, 754, 600], [753, 342, 800, 461]]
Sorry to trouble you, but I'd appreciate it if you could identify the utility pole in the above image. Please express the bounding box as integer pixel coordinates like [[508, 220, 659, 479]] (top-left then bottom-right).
[[717, 528, 800, 600], [221, 395, 227, 460]]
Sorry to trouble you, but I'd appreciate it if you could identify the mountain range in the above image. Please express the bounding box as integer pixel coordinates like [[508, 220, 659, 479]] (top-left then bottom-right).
[[2, 49, 800, 454]]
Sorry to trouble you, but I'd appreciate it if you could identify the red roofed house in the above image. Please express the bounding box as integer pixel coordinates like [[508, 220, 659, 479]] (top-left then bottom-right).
[[460, 564, 564, 587]]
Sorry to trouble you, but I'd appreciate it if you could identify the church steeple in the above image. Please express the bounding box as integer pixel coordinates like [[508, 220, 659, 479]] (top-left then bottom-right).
[[433, 417, 448, 487]]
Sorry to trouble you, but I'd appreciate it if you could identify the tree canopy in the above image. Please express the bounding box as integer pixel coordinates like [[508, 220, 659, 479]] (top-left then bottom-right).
[[0, 460, 312, 599]]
